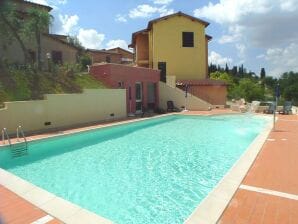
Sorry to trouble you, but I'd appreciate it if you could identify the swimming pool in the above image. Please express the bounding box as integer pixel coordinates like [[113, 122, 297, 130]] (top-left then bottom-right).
[[0, 114, 269, 223]]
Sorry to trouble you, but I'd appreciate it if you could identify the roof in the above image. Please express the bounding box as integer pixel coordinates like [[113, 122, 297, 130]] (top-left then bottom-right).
[[20, 0, 53, 11], [106, 47, 133, 55], [49, 34, 68, 40], [147, 11, 209, 30], [43, 34, 80, 50], [129, 29, 149, 48], [176, 79, 228, 86], [130, 12, 210, 47], [86, 49, 122, 55], [206, 34, 213, 41]]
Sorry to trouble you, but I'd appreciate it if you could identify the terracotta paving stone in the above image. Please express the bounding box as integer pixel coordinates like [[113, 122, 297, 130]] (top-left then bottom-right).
[[0, 185, 62, 224], [219, 114, 298, 224]]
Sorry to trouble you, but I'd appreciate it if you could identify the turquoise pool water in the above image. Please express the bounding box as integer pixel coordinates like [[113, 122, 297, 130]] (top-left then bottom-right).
[[0, 115, 269, 223]]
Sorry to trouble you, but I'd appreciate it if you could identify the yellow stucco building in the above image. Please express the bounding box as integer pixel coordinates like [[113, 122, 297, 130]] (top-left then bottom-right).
[[129, 11, 212, 81], [129, 12, 227, 106]]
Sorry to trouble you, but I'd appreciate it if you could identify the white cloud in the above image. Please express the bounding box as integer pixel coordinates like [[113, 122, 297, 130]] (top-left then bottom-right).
[[263, 43, 298, 76], [115, 14, 127, 23], [236, 43, 246, 58], [256, 54, 265, 59], [152, 0, 173, 5], [129, 4, 159, 18], [28, 0, 49, 5], [77, 28, 105, 49], [195, 0, 298, 74], [58, 14, 79, 34], [129, 4, 174, 18], [218, 25, 243, 44], [218, 34, 237, 44], [28, 0, 67, 6], [106, 39, 129, 50], [194, 0, 298, 48], [159, 8, 175, 17], [208, 51, 233, 66], [280, 0, 298, 11], [194, 0, 271, 24]]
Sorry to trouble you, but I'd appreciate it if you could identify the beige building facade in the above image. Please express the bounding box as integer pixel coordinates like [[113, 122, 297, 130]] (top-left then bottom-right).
[[0, 0, 78, 67]]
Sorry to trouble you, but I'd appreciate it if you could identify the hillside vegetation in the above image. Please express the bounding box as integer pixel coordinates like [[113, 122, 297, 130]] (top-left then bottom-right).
[[0, 66, 106, 108]]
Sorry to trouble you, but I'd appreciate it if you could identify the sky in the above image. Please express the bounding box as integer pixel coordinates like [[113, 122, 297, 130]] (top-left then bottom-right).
[[29, 0, 298, 77]]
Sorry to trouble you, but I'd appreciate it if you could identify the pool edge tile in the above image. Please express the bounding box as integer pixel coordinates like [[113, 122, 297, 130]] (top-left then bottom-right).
[[0, 167, 114, 224]]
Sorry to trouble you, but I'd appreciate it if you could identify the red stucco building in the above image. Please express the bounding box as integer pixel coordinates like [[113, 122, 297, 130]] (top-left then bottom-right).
[[90, 64, 160, 114]]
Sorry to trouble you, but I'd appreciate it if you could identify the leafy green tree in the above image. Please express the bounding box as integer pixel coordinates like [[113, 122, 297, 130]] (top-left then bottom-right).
[[210, 71, 234, 86], [24, 8, 53, 70], [229, 78, 264, 101], [231, 66, 238, 77], [0, 1, 28, 63], [279, 72, 298, 105], [79, 54, 92, 71]]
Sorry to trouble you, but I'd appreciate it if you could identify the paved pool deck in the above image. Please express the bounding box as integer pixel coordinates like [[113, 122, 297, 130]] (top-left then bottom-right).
[[1, 110, 297, 223], [219, 114, 298, 224]]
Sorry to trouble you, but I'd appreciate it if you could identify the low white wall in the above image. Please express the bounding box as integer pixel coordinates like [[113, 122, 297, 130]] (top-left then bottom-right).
[[0, 89, 127, 135], [166, 75, 176, 88], [159, 82, 211, 111]]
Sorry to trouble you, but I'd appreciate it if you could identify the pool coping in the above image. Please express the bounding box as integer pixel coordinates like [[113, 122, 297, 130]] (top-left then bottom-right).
[[0, 113, 272, 224], [184, 116, 273, 223]]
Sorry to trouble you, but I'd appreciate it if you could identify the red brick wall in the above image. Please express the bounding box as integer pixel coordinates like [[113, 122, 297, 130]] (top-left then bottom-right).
[[88, 51, 122, 64]]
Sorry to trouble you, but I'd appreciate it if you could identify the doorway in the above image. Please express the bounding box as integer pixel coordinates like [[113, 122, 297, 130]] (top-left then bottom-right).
[[158, 62, 166, 82], [135, 82, 142, 113]]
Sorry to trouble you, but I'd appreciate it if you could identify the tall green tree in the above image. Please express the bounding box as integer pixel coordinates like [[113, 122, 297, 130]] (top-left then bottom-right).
[[225, 63, 229, 73], [260, 68, 266, 79], [0, 0, 28, 63], [260, 68, 266, 89], [279, 71, 298, 104], [24, 8, 52, 70]]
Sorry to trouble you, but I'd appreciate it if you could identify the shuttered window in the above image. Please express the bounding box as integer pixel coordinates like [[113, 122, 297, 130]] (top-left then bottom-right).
[[182, 32, 194, 47]]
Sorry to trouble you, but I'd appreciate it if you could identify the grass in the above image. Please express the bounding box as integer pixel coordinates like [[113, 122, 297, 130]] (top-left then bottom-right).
[[74, 73, 106, 89], [0, 68, 107, 108]]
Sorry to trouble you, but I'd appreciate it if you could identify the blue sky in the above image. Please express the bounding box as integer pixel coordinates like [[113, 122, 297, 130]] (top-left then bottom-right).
[[31, 0, 298, 77]]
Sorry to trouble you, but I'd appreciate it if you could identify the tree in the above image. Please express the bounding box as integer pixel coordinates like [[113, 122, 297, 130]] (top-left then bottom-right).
[[225, 63, 229, 73], [260, 68, 266, 79], [239, 64, 244, 76], [231, 66, 238, 77], [210, 71, 234, 86], [208, 63, 217, 75], [230, 78, 264, 101], [279, 72, 298, 105], [0, 1, 28, 64], [24, 8, 52, 70]]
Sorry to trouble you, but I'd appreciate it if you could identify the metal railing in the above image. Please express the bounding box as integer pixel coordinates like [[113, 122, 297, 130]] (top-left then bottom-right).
[[16, 126, 27, 144], [1, 128, 11, 146]]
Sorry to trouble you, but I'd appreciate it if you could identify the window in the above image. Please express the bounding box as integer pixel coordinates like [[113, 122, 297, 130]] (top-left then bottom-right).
[[106, 56, 111, 63], [182, 32, 194, 47], [118, 81, 124, 88], [52, 51, 63, 64]]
